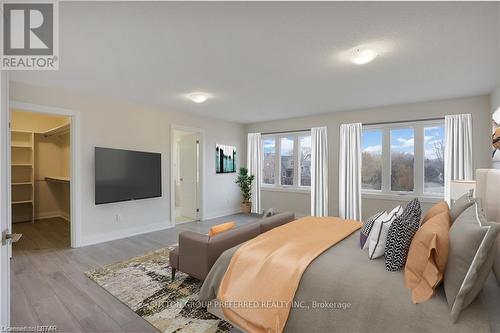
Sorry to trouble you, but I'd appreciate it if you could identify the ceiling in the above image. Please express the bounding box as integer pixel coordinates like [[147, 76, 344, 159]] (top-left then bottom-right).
[[11, 2, 500, 124]]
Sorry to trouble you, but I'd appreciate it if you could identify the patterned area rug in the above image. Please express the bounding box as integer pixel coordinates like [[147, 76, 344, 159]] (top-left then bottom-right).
[[86, 247, 232, 333]]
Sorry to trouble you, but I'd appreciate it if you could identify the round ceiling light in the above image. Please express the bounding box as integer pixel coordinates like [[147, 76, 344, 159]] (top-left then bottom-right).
[[351, 49, 378, 65], [186, 92, 212, 103]]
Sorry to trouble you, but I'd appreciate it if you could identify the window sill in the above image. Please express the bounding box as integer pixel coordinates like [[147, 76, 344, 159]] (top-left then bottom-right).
[[362, 191, 443, 203], [261, 186, 310, 194]]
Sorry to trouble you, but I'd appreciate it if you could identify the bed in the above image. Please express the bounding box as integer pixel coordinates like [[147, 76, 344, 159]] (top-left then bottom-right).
[[199, 169, 500, 333], [199, 230, 490, 333]]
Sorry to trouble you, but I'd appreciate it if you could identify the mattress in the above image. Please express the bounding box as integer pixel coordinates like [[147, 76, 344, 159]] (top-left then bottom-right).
[[199, 231, 491, 333]]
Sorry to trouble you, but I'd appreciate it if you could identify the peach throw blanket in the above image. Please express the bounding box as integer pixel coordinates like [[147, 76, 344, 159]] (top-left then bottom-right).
[[217, 216, 362, 333]]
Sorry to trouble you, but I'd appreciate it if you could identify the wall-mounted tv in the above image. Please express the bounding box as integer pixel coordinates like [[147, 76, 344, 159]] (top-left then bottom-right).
[[95, 147, 162, 205]]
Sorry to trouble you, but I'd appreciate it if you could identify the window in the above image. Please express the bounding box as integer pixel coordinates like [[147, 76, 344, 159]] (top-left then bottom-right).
[[424, 126, 445, 194], [261, 132, 311, 189], [361, 122, 444, 198], [280, 136, 294, 185], [299, 135, 311, 186], [391, 128, 414, 192], [361, 130, 382, 190], [262, 137, 276, 184]]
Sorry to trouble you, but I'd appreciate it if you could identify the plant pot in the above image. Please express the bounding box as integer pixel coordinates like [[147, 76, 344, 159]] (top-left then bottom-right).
[[241, 201, 252, 214]]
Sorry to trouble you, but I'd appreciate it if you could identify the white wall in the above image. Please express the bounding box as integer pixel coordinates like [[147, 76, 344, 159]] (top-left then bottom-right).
[[247, 95, 492, 219], [10, 82, 246, 246], [491, 85, 500, 113]]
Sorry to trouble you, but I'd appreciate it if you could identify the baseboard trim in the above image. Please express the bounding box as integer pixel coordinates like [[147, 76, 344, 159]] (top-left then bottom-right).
[[60, 212, 70, 222], [80, 221, 173, 247], [202, 208, 242, 220], [12, 214, 32, 223], [35, 211, 65, 220]]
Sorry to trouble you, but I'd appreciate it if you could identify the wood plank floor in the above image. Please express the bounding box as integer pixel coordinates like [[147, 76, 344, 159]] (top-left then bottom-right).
[[11, 214, 259, 332]]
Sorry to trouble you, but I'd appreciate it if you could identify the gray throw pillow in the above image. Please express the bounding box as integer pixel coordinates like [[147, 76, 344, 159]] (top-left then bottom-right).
[[450, 189, 475, 222], [444, 200, 500, 322], [263, 208, 279, 218]]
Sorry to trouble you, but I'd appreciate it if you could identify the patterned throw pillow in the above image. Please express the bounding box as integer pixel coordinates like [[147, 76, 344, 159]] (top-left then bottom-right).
[[367, 206, 403, 259], [387, 205, 404, 220], [360, 211, 386, 249], [385, 199, 422, 271]]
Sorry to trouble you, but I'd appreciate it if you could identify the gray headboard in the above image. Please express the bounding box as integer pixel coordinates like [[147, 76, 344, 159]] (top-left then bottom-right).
[[475, 169, 500, 285]]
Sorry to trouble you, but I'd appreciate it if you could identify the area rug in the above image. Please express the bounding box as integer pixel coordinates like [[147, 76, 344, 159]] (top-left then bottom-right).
[[85, 247, 232, 333]]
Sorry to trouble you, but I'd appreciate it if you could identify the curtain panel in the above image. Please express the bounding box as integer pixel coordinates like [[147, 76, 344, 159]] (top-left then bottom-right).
[[444, 114, 473, 204], [311, 127, 329, 216], [338, 123, 362, 220], [247, 133, 262, 213]]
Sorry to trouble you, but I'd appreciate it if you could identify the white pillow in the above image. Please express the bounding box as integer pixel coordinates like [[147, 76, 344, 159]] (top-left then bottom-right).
[[367, 205, 402, 259], [388, 205, 403, 219], [362, 212, 388, 250]]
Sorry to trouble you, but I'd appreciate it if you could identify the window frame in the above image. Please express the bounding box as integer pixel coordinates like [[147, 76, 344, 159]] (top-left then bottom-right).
[[261, 131, 311, 192], [361, 120, 444, 202]]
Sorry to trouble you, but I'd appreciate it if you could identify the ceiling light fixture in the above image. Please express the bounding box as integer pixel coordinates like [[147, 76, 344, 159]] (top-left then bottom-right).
[[351, 49, 378, 65], [186, 92, 212, 103], [337, 40, 393, 65]]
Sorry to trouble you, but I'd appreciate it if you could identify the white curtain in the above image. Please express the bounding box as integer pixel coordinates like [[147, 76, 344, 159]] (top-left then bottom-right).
[[444, 114, 473, 204], [338, 123, 362, 220], [247, 133, 262, 214], [311, 127, 329, 216]]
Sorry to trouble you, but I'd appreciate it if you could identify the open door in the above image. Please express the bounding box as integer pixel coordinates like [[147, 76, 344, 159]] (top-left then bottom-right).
[[0, 70, 11, 326], [178, 133, 199, 221]]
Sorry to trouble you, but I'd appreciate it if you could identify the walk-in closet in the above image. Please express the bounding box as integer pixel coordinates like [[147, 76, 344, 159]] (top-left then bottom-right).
[[10, 109, 71, 249]]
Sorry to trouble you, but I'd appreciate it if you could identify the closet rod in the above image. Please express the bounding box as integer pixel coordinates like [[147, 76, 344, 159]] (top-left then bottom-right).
[[261, 129, 310, 135], [363, 117, 444, 127]]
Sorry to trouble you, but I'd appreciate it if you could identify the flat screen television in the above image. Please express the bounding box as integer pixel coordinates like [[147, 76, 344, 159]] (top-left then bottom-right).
[[95, 147, 162, 205]]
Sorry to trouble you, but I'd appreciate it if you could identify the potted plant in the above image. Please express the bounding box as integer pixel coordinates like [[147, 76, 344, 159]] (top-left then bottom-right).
[[235, 167, 255, 214]]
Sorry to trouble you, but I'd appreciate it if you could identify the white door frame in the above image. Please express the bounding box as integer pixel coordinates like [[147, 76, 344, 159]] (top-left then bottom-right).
[[170, 124, 205, 225], [8, 101, 82, 248], [0, 70, 10, 328]]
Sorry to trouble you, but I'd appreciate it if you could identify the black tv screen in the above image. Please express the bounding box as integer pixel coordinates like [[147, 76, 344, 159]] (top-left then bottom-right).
[[95, 147, 162, 204]]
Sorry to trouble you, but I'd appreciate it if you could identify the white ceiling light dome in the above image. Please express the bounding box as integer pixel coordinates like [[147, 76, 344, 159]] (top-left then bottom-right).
[[338, 41, 394, 66], [186, 92, 213, 103], [351, 49, 378, 65]]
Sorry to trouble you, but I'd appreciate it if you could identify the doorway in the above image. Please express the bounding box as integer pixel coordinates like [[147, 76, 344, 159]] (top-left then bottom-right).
[[172, 127, 203, 225], [10, 109, 71, 249], [6, 101, 81, 249], [2, 97, 81, 327]]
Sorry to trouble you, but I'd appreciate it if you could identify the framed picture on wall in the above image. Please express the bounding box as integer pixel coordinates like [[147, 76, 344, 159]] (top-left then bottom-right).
[[493, 108, 500, 169], [216, 144, 236, 173]]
